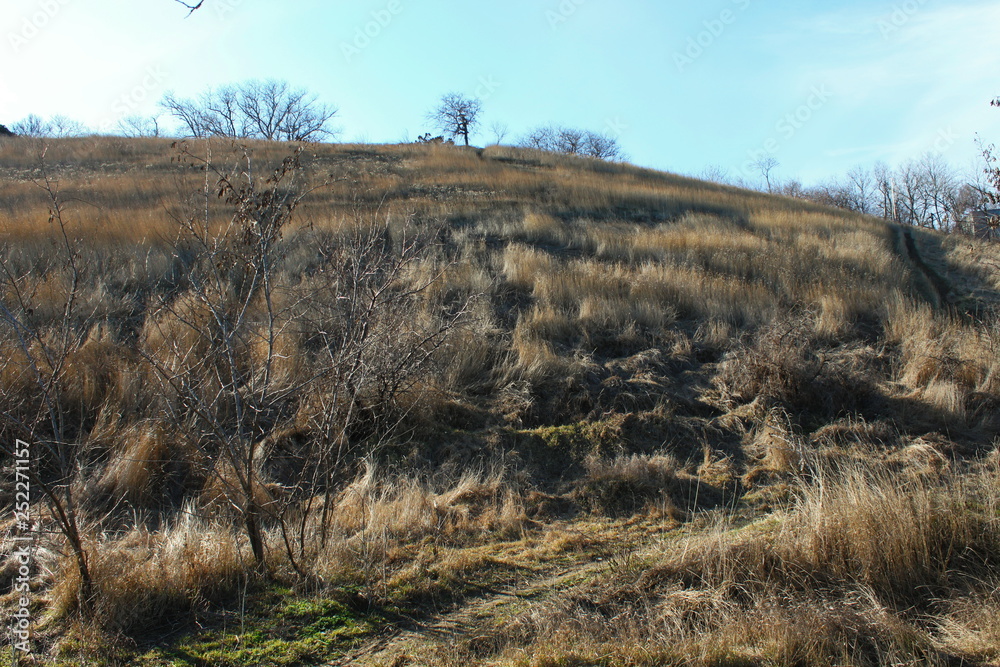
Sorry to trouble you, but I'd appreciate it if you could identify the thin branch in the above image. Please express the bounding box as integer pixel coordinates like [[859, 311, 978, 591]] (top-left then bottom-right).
[[175, 0, 205, 16]]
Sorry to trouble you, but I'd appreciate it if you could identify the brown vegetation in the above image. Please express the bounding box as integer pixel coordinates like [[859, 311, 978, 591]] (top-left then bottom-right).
[[1, 135, 999, 664]]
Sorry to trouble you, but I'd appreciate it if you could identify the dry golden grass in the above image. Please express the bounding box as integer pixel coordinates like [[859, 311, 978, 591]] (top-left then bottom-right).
[[306, 465, 530, 595], [3, 137, 1000, 662], [438, 461, 1000, 667], [50, 511, 246, 634]]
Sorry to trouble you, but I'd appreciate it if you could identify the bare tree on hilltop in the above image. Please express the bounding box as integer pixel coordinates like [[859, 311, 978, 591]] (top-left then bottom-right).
[[9, 114, 88, 138], [519, 124, 624, 161], [161, 80, 338, 142], [428, 93, 482, 147]]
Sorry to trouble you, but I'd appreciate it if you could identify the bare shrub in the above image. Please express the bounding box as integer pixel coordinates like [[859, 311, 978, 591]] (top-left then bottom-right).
[[715, 315, 878, 420]]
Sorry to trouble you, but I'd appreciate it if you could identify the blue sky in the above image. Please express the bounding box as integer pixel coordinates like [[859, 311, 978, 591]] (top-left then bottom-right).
[[2, 0, 998, 185]]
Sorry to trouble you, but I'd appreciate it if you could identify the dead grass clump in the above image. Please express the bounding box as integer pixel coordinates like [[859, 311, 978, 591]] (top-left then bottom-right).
[[327, 465, 527, 543], [200, 458, 282, 521], [505, 325, 579, 387], [717, 317, 822, 408], [938, 586, 1000, 664], [489, 584, 937, 667], [310, 466, 529, 592], [571, 455, 684, 518], [658, 464, 1000, 607], [715, 316, 879, 420], [886, 299, 1000, 424], [750, 410, 807, 475], [50, 512, 245, 635], [140, 289, 219, 371], [95, 420, 195, 509], [60, 325, 142, 416], [502, 244, 555, 291], [439, 325, 502, 394], [809, 415, 898, 450], [520, 211, 569, 245]]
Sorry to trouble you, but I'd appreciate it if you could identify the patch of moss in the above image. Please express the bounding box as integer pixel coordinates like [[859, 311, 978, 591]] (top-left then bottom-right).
[[53, 586, 382, 667]]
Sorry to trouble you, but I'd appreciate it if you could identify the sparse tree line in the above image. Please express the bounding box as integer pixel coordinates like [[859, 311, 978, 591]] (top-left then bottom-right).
[[160, 79, 338, 141], [781, 155, 988, 233], [703, 98, 1000, 235], [708, 156, 992, 234], [517, 123, 625, 161], [3, 82, 625, 162]]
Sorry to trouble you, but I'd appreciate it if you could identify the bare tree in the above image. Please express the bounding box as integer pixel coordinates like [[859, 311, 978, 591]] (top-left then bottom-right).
[[141, 143, 468, 573], [873, 161, 897, 221], [556, 127, 586, 154], [518, 124, 624, 161], [918, 153, 959, 231], [428, 93, 482, 147], [521, 125, 556, 151], [11, 115, 51, 138], [160, 92, 207, 138], [9, 115, 88, 138], [699, 164, 732, 185], [845, 165, 875, 215], [240, 80, 337, 141], [0, 167, 98, 607], [752, 155, 779, 193], [160, 80, 338, 142], [778, 179, 805, 198], [951, 182, 988, 234], [488, 121, 509, 146], [117, 115, 162, 138], [582, 131, 624, 161], [48, 115, 88, 138], [139, 144, 315, 570]]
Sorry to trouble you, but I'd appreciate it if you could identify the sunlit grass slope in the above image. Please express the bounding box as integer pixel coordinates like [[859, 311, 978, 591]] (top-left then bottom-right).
[[1, 136, 999, 665]]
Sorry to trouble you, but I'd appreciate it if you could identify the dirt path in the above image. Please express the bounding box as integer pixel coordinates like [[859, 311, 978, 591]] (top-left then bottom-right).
[[897, 225, 951, 308], [326, 557, 608, 666], [323, 519, 672, 666]]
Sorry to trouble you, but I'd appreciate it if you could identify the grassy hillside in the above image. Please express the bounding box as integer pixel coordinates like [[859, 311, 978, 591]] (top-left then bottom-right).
[[1, 136, 999, 666]]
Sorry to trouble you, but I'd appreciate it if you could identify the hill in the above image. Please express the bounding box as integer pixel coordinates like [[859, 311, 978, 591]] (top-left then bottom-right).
[[1, 136, 1000, 666]]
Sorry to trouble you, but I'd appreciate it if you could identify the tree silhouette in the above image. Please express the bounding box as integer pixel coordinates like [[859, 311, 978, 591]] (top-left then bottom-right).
[[428, 94, 482, 147], [160, 80, 338, 142]]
